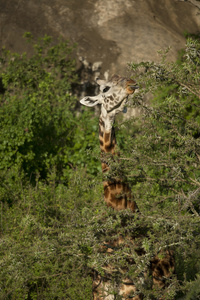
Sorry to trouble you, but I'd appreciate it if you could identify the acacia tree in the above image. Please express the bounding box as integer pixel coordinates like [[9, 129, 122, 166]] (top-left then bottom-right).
[[120, 37, 200, 298]]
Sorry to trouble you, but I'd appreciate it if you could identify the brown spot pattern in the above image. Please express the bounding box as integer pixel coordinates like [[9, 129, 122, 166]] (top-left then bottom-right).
[[94, 77, 175, 299], [104, 132, 110, 143]]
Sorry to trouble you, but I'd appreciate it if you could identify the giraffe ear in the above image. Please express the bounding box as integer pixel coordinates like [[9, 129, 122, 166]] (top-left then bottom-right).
[[96, 78, 107, 86], [80, 96, 101, 107]]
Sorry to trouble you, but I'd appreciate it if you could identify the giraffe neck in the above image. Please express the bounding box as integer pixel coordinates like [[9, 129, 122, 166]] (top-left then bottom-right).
[[98, 112, 137, 212], [99, 115, 116, 153]]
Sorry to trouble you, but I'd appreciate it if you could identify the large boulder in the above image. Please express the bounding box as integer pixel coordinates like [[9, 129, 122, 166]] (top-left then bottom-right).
[[0, 0, 199, 78]]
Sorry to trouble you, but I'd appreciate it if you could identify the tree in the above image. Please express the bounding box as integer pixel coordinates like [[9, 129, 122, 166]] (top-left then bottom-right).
[[0, 34, 101, 299], [0, 33, 100, 184], [121, 36, 200, 298]]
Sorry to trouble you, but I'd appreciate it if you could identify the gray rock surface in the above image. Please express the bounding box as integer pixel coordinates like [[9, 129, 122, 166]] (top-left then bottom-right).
[[0, 0, 199, 78]]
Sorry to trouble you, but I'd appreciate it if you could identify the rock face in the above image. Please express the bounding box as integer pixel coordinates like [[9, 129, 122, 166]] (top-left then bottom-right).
[[0, 0, 199, 79]]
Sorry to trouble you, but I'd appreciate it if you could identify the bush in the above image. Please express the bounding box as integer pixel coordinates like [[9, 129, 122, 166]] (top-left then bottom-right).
[[0, 34, 100, 183], [122, 37, 200, 298], [0, 167, 102, 299], [0, 35, 200, 299], [0, 35, 101, 299]]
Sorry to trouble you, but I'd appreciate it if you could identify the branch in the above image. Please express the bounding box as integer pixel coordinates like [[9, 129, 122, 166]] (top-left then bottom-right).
[[189, 177, 200, 186], [195, 152, 200, 163], [178, 81, 200, 99], [182, 187, 200, 217], [158, 239, 188, 252]]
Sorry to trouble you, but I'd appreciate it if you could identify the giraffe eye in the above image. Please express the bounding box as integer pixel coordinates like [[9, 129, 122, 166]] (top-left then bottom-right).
[[103, 86, 110, 93]]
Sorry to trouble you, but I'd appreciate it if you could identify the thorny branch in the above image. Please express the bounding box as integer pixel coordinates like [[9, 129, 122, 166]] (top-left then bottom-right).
[[181, 187, 200, 217], [178, 81, 200, 99]]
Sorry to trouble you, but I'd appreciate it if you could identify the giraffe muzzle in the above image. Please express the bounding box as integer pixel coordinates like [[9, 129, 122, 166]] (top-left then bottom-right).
[[130, 85, 139, 90]]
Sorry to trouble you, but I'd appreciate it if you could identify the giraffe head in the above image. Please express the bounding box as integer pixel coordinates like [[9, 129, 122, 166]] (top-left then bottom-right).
[[80, 75, 138, 122]]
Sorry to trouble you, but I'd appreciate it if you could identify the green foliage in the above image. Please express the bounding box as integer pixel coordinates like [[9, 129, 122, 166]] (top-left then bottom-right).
[[124, 37, 200, 298], [0, 34, 99, 182], [0, 35, 101, 298], [183, 274, 200, 300], [0, 167, 101, 299], [1, 35, 200, 299]]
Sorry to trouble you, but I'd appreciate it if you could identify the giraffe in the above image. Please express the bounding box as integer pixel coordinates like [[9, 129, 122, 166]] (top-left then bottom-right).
[[80, 75, 138, 213], [80, 75, 175, 299]]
